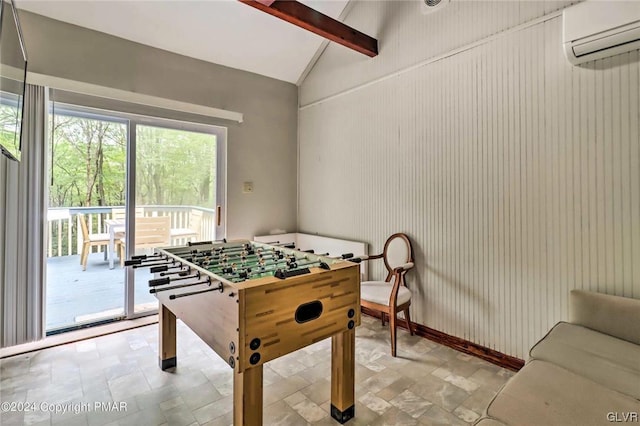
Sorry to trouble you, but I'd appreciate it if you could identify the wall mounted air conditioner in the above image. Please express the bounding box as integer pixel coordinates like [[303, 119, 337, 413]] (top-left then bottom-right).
[[563, 1, 640, 65]]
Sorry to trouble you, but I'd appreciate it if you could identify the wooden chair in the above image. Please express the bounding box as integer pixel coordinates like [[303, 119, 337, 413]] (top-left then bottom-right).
[[79, 214, 119, 271], [107, 207, 143, 263], [119, 216, 171, 267], [170, 209, 204, 243], [360, 233, 415, 357], [111, 207, 144, 221]]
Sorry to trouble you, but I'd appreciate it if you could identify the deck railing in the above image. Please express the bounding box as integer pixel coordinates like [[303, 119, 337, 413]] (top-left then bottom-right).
[[47, 205, 217, 258]]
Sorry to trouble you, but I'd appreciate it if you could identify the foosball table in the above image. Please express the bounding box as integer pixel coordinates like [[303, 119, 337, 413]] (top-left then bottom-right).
[[126, 240, 361, 425]]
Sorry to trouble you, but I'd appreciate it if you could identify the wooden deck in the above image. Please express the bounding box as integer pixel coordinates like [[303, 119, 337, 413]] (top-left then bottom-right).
[[46, 253, 156, 331]]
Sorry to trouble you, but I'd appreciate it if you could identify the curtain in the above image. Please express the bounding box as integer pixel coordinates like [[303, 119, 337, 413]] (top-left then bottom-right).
[[0, 84, 47, 347]]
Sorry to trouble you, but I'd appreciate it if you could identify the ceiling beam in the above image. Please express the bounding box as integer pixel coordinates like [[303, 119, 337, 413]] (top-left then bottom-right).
[[238, 0, 378, 57]]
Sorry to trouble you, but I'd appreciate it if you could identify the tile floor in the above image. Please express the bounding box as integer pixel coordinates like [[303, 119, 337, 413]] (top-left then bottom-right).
[[0, 315, 514, 426]]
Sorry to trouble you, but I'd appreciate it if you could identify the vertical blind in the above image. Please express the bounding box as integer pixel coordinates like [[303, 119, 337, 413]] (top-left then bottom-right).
[[0, 84, 47, 347]]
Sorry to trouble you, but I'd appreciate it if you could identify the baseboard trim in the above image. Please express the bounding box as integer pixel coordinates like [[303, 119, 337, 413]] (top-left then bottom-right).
[[361, 307, 524, 372]]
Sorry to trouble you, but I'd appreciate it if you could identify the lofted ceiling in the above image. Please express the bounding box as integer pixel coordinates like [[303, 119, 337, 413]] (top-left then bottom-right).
[[17, 0, 352, 84]]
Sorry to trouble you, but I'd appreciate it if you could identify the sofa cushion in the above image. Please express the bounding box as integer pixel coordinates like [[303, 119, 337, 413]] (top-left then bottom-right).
[[570, 289, 640, 345], [361, 281, 411, 306], [487, 360, 640, 426], [530, 322, 640, 399]]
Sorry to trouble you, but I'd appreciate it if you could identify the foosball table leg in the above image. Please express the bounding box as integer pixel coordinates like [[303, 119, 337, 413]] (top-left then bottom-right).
[[331, 328, 356, 424], [233, 365, 263, 425], [159, 303, 177, 370]]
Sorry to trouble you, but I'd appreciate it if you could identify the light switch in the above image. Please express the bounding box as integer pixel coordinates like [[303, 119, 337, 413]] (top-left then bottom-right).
[[243, 182, 254, 194]]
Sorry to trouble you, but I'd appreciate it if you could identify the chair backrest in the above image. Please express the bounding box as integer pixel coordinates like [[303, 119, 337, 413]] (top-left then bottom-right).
[[382, 233, 414, 281], [111, 207, 144, 220], [134, 216, 171, 248], [79, 214, 90, 241], [189, 209, 204, 234]]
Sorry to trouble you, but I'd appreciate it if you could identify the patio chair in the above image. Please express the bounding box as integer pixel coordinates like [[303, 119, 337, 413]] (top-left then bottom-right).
[[110, 207, 144, 221], [104, 208, 143, 263], [359, 233, 415, 357], [119, 216, 171, 267], [79, 214, 120, 271], [170, 209, 204, 243]]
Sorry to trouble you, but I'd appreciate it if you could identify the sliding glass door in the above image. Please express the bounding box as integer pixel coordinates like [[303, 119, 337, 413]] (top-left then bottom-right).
[[131, 122, 222, 315], [46, 103, 226, 331], [46, 108, 128, 331]]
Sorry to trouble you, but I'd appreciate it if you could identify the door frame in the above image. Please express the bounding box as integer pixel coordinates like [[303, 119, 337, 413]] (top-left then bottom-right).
[[125, 116, 227, 319]]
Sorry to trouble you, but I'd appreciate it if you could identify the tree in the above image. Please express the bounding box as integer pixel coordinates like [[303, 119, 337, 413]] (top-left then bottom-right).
[[49, 116, 216, 209], [0, 103, 21, 158], [50, 116, 126, 207], [136, 125, 216, 207]]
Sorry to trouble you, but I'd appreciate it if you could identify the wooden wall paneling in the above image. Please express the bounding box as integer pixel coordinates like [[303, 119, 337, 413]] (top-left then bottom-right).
[[630, 49, 640, 299], [299, 7, 640, 359]]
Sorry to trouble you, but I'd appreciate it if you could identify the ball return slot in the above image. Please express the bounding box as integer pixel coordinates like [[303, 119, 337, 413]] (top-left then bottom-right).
[[295, 300, 323, 323]]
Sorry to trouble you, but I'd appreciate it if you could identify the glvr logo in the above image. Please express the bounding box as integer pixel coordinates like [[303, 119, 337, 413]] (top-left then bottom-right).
[[607, 412, 639, 422]]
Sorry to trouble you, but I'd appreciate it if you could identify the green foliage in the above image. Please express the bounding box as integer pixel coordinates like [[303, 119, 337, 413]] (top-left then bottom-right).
[[50, 115, 127, 207], [136, 125, 216, 207], [49, 116, 217, 209], [0, 103, 20, 158]]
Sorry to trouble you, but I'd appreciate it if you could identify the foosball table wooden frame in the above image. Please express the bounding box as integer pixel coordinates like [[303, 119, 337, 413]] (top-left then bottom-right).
[[134, 240, 361, 425]]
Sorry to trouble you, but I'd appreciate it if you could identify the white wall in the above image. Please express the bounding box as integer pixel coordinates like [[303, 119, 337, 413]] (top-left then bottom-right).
[[299, 0, 640, 359], [19, 10, 298, 240]]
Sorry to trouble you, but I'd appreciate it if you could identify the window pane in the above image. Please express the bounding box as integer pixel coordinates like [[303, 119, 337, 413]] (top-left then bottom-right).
[[134, 124, 217, 314], [46, 111, 127, 331]]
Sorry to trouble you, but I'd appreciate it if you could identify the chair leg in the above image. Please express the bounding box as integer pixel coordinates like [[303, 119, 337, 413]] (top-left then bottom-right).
[[119, 243, 126, 268], [390, 307, 397, 357], [381, 312, 386, 326], [80, 243, 88, 271], [403, 308, 414, 335]]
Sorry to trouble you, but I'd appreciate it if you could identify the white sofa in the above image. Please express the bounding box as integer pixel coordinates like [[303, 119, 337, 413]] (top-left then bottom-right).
[[477, 290, 640, 426]]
